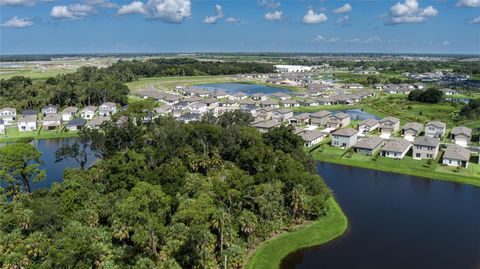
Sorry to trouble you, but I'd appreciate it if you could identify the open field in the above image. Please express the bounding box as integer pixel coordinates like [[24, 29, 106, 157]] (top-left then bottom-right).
[[125, 75, 238, 91], [246, 198, 348, 269], [0, 126, 79, 143], [311, 146, 480, 187], [0, 68, 75, 81]]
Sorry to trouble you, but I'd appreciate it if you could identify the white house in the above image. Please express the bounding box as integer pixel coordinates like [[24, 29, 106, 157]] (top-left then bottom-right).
[[0, 108, 17, 125], [272, 108, 293, 122], [425, 121, 446, 138], [380, 139, 412, 159], [81, 106, 98, 120], [450, 126, 472, 147], [358, 119, 379, 135], [379, 117, 400, 138], [62, 107, 78, 121], [99, 102, 117, 117], [18, 115, 37, 132], [41, 104, 57, 116], [0, 119, 5, 134], [299, 129, 326, 147], [442, 144, 471, 168], [189, 102, 208, 114]]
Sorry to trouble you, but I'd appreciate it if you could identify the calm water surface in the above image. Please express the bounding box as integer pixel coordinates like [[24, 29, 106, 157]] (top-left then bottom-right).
[[281, 162, 480, 269], [196, 83, 292, 95]]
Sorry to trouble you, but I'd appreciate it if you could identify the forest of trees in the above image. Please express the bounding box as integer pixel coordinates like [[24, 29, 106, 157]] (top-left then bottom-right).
[[0, 110, 332, 268], [0, 59, 274, 110], [408, 88, 444, 104]]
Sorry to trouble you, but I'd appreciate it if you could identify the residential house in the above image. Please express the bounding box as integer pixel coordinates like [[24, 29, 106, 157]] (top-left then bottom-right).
[[41, 104, 57, 116], [380, 139, 412, 159], [413, 136, 440, 160], [18, 115, 37, 132], [271, 92, 291, 100], [99, 102, 117, 117], [379, 117, 400, 138], [81, 106, 98, 120], [288, 113, 310, 125], [66, 118, 87, 131], [0, 108, 16, 125], [203, 98, 219, 108], [42, 113, 62, 130], [272, 108, 293, 122], [61, 107, 78, 121], [450, 126, 472, 147], [358, 119, 379, 135], [327, 112, 351, 129], [310, 110, 332, 126], [256, 107, 276, 120], [163, 94, 181, 105], [251, 93, 268, 101], [331, 128, 358, 148], [210, 91, 230, 99], [137, 89, 167, 101], [189, 102, 208, 114], [300, 98, 319, 107], [229, 92, 248, 100], [300, 130, 326, 147], [281, 99, 299, 107], [155, 104, 173, 115], [402, 122, 424, 141], [178, 113, 201, 123], [252, 120, 281, 133], [87, 117, 110, 129], [261, 99, 280, 108], [439, 88, 458, 95], [442, 144, 471, 168], [425, 121, 447, 138], [0, 119, 4, 134], [354, 137, 385, 155]]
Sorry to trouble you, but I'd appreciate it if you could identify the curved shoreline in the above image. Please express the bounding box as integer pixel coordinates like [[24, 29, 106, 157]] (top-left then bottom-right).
[[245, 198, 348, 269]]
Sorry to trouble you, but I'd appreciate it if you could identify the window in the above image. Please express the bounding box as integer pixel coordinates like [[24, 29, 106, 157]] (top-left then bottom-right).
[[416, 153, 421, 158]]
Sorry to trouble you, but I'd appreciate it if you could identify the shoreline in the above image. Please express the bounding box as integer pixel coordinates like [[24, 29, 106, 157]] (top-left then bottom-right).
[[313, 154, 480, 188], [0, 130, 79, 143], [245, 198, 348, 269]]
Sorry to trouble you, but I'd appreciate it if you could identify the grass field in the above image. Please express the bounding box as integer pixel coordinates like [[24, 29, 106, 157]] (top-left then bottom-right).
[[0, 126, 79, 143], [125, 75, 238, 91], [0, 68, 75, 81], [311, 146, 480, 187], [246, 198, 348, 269]]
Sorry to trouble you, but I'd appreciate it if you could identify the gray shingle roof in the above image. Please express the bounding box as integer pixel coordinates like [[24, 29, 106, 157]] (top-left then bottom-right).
[[334, 112, 350, 119], [300, 129, 326, 142], [354, 137, 384, 150], [379, 116, 400, 124], [451, 126, 472, 137], [443, 144, 471, 161], [426, 121, 446, 129], [333, 128, 358, 137], [402, 122, 424, 132], [359, 118, 378, 128], [381, 139, 411, 153], [414, 136, 440, 147], [310, 110, 332, 118]]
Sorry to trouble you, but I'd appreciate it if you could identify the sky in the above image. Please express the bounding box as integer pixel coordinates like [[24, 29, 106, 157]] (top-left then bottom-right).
[[0, 0, 479, 54]]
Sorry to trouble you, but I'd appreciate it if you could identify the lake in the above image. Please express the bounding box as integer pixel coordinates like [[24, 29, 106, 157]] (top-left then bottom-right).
[[7, 138, 480, 269], [195, 83, 292, 95], [281, 162, 480, 269]]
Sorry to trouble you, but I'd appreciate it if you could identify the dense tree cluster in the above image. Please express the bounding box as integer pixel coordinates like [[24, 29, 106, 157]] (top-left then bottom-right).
[[459, 99, 480, 120], [108, 58, 275, 77], [0, 111, 331, 268], [408, 88, 444, 104]]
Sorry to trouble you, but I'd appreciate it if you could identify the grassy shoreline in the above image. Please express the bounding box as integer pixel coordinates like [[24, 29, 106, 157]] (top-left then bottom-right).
[[246, 198, 348, 269], [0, 127, 79, 143], [311, 149, 480, 187]]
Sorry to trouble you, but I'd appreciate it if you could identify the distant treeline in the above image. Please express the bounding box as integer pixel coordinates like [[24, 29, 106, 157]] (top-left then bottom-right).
[[0, 58, 274, 110]]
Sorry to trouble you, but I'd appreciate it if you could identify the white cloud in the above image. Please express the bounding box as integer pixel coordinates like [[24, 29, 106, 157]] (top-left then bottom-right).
[[203, 4, 223, 24], [50, 4, 95, 20], [265, 10, 283, 21], [333, 3, 352, 14], [442, 40, 451, 46], [469, 16, 480, 24], [0, 0, 35, 6], [82, 0, 116, 8], [257, 0, 280, 9], [118, 1, 146, 15], [389, 0, 438, 24], [345, 36, 397, 44], [144, 0, 191, 23], [226, 17, 240, 24], [314, 35, 340, 43], [303, 9, 327, 24], [336, 15, 349, 24], [456, 0, 480, 7], [1, 16, 33, 28]]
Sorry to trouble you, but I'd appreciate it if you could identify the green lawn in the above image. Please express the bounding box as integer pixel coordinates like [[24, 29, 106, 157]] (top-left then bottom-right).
[[292, 104, 362, 113], [311, 146, 480, 187], [246, 198, 348, 269], [125, 75, 239, 91], [0, 126, 79, 143], [0, 68, 75, 81]]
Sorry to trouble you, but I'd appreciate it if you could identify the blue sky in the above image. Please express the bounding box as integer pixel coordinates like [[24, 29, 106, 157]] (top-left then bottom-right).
[[1, 0, 479, 54]]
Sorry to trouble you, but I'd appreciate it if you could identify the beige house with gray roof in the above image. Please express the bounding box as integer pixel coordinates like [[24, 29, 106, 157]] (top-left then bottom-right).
[[310, 110, 332, 126], [450, 126, 472, 147], [252, 120, 281, 133], [272, 108, 293, 122], [299, 129, 326, 147], [380, 139, 412, 159], [425, 121, 446, 138], [353, 137, 385, 155], [402, 122, 424, 141], [358, 119, 379, 135], [379, 117, 400, 137], [442, 144, 471, 168], [331, 128, 358, 148], [327, 112, 351, 129], [413, 136, 440, 160]]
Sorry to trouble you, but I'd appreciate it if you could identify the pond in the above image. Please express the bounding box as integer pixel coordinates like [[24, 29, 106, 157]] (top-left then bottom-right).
[[195, 83, 292, 95], [281, 162, 480, 269]]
